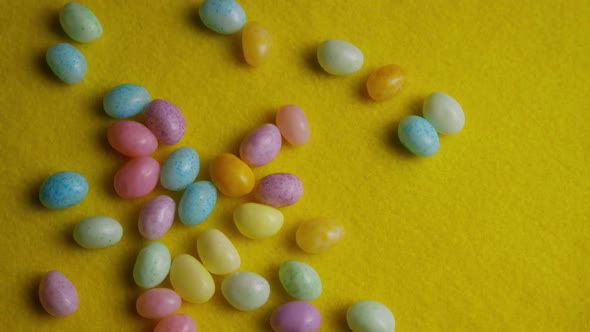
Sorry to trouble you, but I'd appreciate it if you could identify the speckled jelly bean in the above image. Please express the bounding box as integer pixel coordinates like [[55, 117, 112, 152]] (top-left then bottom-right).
[[59, 2, 102, 42], [210, 153, 255, 197], [366, 64, 406, 101], [296, 219, 344, 254], [107, 120, 158, 157], [46, 43, 86, 84], [144, 99, 186, 145], [255, 173, 303, 208], [270, 301, 321, 332], [278, 260, 322, 301], [276, 105, 310, 146], [233, 202, 284, 239], [199, 0, 246, 35], [103, 84, 151, 119], [160, 147, 199, 191], [178, 181, 217, 226], [398, 115, 440, 157], [38, 270, 78, 317], [347, 300, 395, 332], [139, 195, 175, 240], [197, 229, 240, 275], [222, 272, 270, 311], [242, 22, 272, 66], [73, 216, 123, 249], [114, 157, 160, 198], [133, 242, 171, 289], [240, 124, 282, 167], [423, 92, 465, 135], [170, 254, 215, 304], [154, 314, 197, 332], [317, 39, 364, 75], [39, 171, 88, 209], [136, 288, 181, 319]]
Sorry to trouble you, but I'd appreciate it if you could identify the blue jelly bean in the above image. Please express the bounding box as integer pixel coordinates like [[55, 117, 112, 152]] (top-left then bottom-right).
[[199, 0, 246, 35], [178, 181, 217, 226], [103, 84, 151, 119], [46, 43, 87, 84], [398, 115, 440, 157], [160, 147, 200, 191], [39, 171, 88, 209]]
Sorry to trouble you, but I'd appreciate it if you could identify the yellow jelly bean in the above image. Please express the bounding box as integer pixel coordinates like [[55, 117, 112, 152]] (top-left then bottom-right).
[[242, 22, 272, 67], [169, 254, 215, 304], [233, 203, 284, 239], [366, 64, 406, 101], [210, 153, 255, 197], [197, 229, 240, 275], [296, 219, 344, 254]]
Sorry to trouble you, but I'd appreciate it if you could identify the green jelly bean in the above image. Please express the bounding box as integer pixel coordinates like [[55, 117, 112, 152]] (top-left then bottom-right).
[[347, 300, 395, 332], [60, 2, 103, 42], [133, 242, 171, 289], [278, 260, 322, 301], [73, 216, 122, 249]]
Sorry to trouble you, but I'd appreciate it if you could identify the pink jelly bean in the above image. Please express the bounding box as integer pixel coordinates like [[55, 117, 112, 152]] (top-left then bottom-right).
[[136, 288, 182, 319], [114, 157, 160, 199], [276, 105, 310, 146], [107, 120, 158, 157], [139, 195, 175, 240], [154, 314, 197, 332], [38, 270, 78, 317], [240, 123, 282, 167], [145, 100, 186, 145], [255, 173, 303, 207], [270, 301, 321, 332]]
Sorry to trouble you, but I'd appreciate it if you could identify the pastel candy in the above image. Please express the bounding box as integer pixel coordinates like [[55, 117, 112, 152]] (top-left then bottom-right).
[[317, 39, 363, 75], [107, 120, 158, 157], [199, 0, 246, 35], [136, 288, 181, 319], [278, 260, 322, 301], [154, 314, 197, 332], [242, 22, 272, 66], [170, 254, 215, 304], [114, 157, 160, 199], [73, 216, 123, 249], [160, 147, 199, 191], [233, 203, 284, 239], [222, 272, 270, 311], [145, 100, 186, 145], [138, 195, 175, 240], [240, 124, 282, 167], [347, 300, 395, 332], [59, 2, 102, 42], [38, 270, 78, 317], [296, 219, 344, 254], [197, 229, 240, 275], [397, 115, 440, 157], [39, 171, 88, 209], [423, 92, 465, 135], [366, 64, 406, 101], [210, 153, 255, 197], [276, 105, 310, 146], [103, 84, 151, 119], [255, 173, 303, 208], [178, 181, 217, 226], [133, 242, 171, 289], [46, 43, 86, 84], [270, 301, 321, 332]]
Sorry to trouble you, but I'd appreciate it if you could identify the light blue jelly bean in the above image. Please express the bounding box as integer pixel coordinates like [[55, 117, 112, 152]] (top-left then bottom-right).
[[39, 171, 88, 209], [46, 43, 87, 84], [398, 115, 440, 157], [199, 0, 246, 35], [103, 84, 151, 119], [178, 181, 217, 226], [160, 147, 200, 191]]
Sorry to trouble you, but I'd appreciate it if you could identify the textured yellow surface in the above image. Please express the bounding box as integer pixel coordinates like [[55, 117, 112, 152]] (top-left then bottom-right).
[[1, 1, 589, 331]]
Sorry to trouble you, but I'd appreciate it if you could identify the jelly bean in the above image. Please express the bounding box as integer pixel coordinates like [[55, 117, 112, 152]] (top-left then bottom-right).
[[397, 115, 440, 157], [197, 229, 240, 275], [233, 203, 284, 239], [103, 84, 151, 119], [276, 105, 310, 146], [209, 153, 254, 197], [136, 288, 181, 319], [154, 314, 197, 332], [199, 0, 246, 35], [423, 92, 465, 135], [178, 181, 217, 226], [133, 242, 171, 289], [46, 43, 86, 84], [255, 173, 303, 208], [242, 22, 272, 66], [145, 100, 186, 145], [317, 39, 363, 75], [366, 64, 406, 101], [170, 254, 215, 304], [107, 120, 158, 157], [222, 272, 270, 311], [296, 219, 344, 254], [73, 216, 123, 249], [160, 147, 199, 191], [347, 300, 395, 332], [39, 171, 88, 209], [139, 195, 175, 240], [38, 270, 78, 317], [59, 2, 102, 42], [114, 157, 160, 198], [240, 124, 282, 167], [278, 260, 322, 301], [270, 301, 321, 332]]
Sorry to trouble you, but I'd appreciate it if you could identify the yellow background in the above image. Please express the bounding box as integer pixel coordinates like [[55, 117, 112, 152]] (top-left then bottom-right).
[[1, 1, 588, 331]]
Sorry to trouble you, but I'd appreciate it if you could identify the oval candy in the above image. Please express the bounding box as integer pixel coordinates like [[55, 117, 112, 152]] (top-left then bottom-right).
[[199, 0, 246, 35], [397, 115, 440, 157], [145, 99, 186, 145], [197, 229, 240, 275], [278, 260, 322, 301], [210, 153, 255, 197], [233, 203, 284, 239], [222, 272, 270, 311], [46, 43, 86, 84], [296, 219, 344, 254], [154, 314, 197, 332], [103, 84, 151, 119], [276, 105, 310, 146], [423, 92, 465, 135], [133, 242, 171, 289], [347, 300, 395, 332], [136, 288, 181, 319], [38, 270, 78, 317], [139, 195, 175, 240], [160, 147, 199, 191], [242, 22, 272, 66], [366, 64, 406, 101], [255, 173, 303, 208], [170, 254, 215, 304], [39, 171, 88, 209], [317, 39, 364, 75], [73, 216, 123, 249], [59, 2, 102, 42], [240, 124, 282, 167], [114, 156, 160, 199], [270, 301, 321, 332], [107, 120, 158, 157], [178, 181, 217, 226]]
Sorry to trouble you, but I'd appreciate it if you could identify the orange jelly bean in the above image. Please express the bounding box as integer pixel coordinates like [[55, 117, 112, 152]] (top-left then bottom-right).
[[296, 219, 344, 254], [366, 64, 406, 101], [210, 153, 255, 197], [242, 22, 272, 67]]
